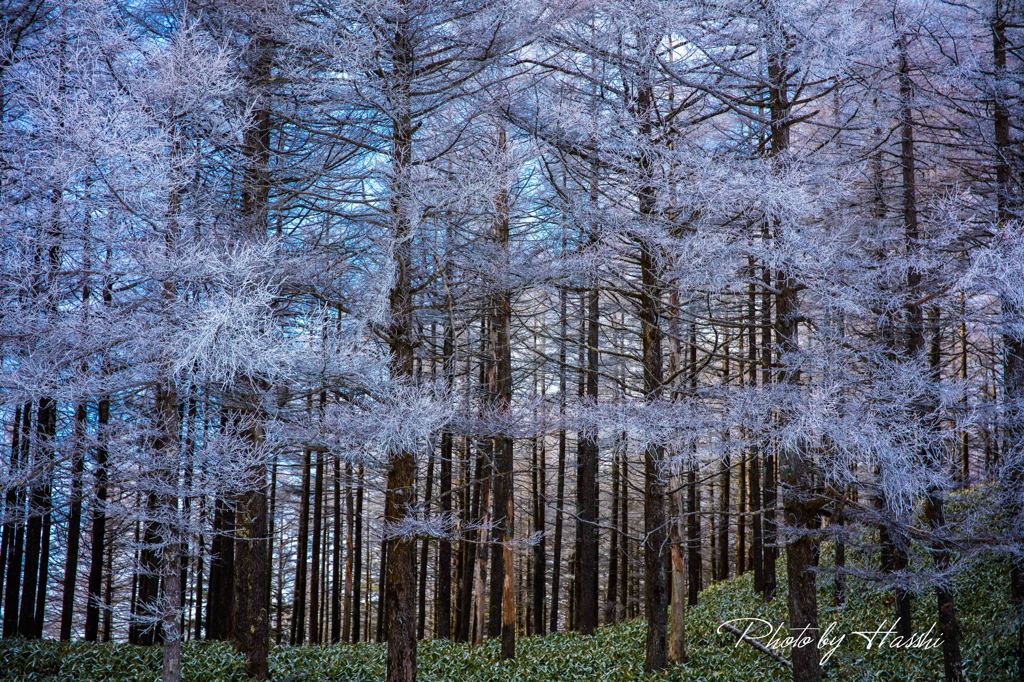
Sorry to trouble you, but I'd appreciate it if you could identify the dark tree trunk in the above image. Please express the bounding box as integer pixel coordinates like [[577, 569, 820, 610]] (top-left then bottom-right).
[[0, 406, 17, 612], [2, 403, 28, 638], [351, 465, 364, 643], [456, 435, 480, 642], [895, 30, 928, 641], [382, 13, 418, 679], [435, 319, 455, 640], [436, 324, 454, 639], [231, 428, 270, 678], [635, 59, 668, 671], [833, 506, 846, 607], [618, 433, 630, 620], [550, 282, 569, 634], [292, 447, 311, 645], [332, 456, 342, 643], [575, 284, 600, 636], [134, 494, 161, 646], [532, 431, 547, 635], [769, 36, 821, 681], [19, 397, 55, 639], [343, 462, 354, 643], [760, 262, 777, 602], [992, 6, 1024, 677], [206, 495, 235, 640], [605, 441, 620, 623], [310, 450, 324, 644], [59, 401, 87, 640], [417, 443, 434, 640], [717, 342, 731, 582], [102, 525, 113, 642]]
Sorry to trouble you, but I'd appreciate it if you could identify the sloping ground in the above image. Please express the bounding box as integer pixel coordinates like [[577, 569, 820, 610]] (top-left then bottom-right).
[[0, 551, 1015, 681]]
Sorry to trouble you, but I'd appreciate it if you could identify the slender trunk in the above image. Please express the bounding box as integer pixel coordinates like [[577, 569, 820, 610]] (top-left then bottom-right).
[[992, 6, 1024, 677], [717, 341, 731, 582], [332, 456, 342, 643], [760, 262, 777, 602], [457, 436, 481, 642], [668, 485, 687, 663], [206, 495, 235, 640], [618, 432, 630, 620], [156, 383, 183, 682], [383, 13, 418, 679], [575, 189, 600, 634], [605, 441, 620, 623], [636, 56, 668, 670], [417, 443, 435, 639], [19, 398, 54, 639], [230, 413, 270, 679], [833, 505, 846, 607], [923, 311, 964, 681], [436, 324, 454, 638], [550, 282, 568, 633], [59, 401, 87, 640], [2, 403, 29, 638], [351, 465, 364, 643], [292, 447, 311, 644], [343, 462, 354, 642], [310, 451, 324, 643], [102, 524, 113, 642], [329, 450, 342, 643], [768, 36, 820, 680], [487, 131, 516, 657], [472, 459, 491, 646], [896, 30, 925, 640]]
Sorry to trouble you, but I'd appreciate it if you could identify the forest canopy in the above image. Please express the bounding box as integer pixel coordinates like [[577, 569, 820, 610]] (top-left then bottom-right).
[[0, 1, 1022, 681]]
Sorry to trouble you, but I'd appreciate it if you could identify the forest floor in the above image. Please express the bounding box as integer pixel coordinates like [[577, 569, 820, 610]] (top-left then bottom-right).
[[0, 545, 1015, 681]]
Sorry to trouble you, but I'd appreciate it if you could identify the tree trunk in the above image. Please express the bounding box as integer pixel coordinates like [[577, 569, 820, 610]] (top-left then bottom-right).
[[636, 56, 669, 671], [436, 320, 455, 640], [292, 447, 311, 645], [230, 419, 270, 679], [768, 34, 822, 678], [383, 11, 418, 678], [310, 450, 324, 643], [3, 403, 29, 638], [343, 462, 354, 642], [332, 456, 343, 643], [418, 442, 435, 640], [486, 132, 517, 656], [550, 281, 569, 633], [156, 383, 183, 682], [992, 6, 1024, 677], [606, 441, 620, 623], [575, 172, 601, 632], [59, 401, 87, 641], [206, 495, 235, 640], [19, 397, 54, 639], [668, 486, 687, 663], [760, 261, 777, 603], [351, 464, 364, 643]]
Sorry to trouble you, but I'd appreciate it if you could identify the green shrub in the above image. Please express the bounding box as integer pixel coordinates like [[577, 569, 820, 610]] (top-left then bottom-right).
[[1, 553, 1015, 681]]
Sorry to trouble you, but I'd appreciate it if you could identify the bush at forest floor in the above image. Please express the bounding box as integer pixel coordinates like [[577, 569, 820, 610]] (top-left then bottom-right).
[[0, 549, 1015, 681]]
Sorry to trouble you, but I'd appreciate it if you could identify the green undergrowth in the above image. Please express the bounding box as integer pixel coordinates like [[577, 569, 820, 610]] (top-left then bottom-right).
[[1, 551, 1015, 681]]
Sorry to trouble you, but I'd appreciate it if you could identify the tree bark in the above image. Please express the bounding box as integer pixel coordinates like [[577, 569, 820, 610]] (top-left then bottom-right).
[[768, 34, 821, 680], [383, 9, 418, 678], [550, 280, 568, 633], [2, 403, 28, 638], [352, 464, 364, 643], [59, 400, 86, 641], [292, 447, 311, 645]]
